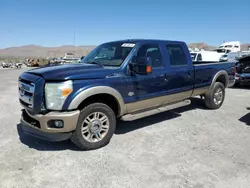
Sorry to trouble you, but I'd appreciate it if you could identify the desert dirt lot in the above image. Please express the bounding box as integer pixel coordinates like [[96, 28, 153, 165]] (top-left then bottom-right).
[[1, 68, 250, 188]]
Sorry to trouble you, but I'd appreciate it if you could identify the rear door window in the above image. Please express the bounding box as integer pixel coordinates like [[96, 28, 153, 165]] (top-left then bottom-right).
[[166, 44, 187, 66]]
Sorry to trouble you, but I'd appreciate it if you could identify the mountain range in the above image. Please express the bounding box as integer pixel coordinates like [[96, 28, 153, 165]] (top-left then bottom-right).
[[0, 45, 95, 58], [0, 43, 249, 58]]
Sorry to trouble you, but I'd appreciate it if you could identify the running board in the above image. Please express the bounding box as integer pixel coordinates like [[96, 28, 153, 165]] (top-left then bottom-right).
[[121, 99, 191, 121]]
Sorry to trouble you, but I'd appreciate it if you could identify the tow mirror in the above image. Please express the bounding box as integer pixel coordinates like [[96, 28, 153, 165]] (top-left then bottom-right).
[[130, 56, 152, 75]]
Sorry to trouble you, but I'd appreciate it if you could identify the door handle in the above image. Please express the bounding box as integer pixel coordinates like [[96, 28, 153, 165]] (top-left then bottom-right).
[[164, 74, 169, 81], [187, 71, 192, 79]]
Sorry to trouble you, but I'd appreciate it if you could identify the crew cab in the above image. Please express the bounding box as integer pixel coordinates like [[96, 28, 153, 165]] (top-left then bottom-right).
[[18, 39, 235, 150]]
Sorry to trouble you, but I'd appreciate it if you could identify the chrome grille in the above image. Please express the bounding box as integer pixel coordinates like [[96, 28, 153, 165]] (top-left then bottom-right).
[[19, 81, 35, 108]]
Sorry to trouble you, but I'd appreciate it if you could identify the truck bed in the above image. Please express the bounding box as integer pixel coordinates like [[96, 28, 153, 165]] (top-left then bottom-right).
[[193, 61, 235, 89]]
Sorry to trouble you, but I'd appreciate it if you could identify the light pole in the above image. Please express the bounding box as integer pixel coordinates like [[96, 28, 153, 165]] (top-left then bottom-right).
[[73, 29, 76, 56]]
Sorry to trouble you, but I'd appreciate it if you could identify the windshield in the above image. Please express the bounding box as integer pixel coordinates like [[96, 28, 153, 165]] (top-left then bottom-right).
[[81, 42, 136, 67], [190, 53, 197, 61], [215, 49, 227, 53]]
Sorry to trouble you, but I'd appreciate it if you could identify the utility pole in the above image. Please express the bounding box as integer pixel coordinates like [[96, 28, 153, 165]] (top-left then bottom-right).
[[73, 29, 76, 56]]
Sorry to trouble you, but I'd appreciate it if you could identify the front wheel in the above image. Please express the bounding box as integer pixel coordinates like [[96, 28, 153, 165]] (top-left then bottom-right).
[[71, 103, 116, 150], [204, 82, 225, 109]]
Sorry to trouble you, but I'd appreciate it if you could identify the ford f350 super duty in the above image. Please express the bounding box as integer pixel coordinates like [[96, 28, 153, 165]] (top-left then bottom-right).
[[18, 39, 235, 150]]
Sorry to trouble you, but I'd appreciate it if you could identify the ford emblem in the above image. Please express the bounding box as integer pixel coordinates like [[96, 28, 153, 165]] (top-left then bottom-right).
[[20, 89, 25, 96]]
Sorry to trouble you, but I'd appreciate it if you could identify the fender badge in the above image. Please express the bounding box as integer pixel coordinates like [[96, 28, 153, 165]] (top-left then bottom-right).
[[128, 92, 134, 96]]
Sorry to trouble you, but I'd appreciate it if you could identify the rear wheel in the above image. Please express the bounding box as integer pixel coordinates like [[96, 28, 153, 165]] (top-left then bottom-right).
[[204, 82, 225, 109], [71, 103, 116, 150]]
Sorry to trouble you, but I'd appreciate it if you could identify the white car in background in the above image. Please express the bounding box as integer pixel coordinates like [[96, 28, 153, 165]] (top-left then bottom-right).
[[219, 54, 228, 62], [2, 62, 12, 68], [220, 52, 250, 62], [190, 51, 223, 62]]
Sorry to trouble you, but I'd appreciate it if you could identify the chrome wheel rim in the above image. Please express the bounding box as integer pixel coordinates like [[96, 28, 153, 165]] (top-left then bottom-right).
[[213, 88, 223, 105], [81, 112, 109, 143]]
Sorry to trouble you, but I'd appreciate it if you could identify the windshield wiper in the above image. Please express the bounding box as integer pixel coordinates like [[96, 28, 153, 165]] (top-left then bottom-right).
[[83, 61, 103, 66]]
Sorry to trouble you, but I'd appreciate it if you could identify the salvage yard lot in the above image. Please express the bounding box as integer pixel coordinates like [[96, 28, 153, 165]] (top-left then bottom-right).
[[1, 68, 250, 188]]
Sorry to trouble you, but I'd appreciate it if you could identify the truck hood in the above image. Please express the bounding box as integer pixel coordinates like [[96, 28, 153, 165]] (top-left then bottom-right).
[[26, 63, 117, 81]]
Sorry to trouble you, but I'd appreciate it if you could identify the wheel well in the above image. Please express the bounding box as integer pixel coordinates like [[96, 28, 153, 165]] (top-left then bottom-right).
[[216, 75, 227, 87], [77, 94, 119, 117]]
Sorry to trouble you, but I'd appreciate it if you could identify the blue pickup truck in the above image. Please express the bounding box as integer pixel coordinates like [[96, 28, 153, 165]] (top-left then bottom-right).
[[19, 39, 235, 150]]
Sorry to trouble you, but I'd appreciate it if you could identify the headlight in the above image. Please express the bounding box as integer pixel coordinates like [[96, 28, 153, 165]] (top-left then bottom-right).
[[45, 80, 73, 110]]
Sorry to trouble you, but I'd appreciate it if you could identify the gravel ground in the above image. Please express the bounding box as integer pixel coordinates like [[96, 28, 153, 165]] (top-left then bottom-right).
[[1, 68, 250, 188]]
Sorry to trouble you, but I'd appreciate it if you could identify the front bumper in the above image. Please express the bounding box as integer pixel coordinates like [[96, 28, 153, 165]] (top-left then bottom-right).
[[21, 120, 73, 141], [20, 109, 80, 141]]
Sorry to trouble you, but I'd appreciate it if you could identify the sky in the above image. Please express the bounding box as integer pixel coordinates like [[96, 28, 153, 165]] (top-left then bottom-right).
[[0, 0, 250, 48]]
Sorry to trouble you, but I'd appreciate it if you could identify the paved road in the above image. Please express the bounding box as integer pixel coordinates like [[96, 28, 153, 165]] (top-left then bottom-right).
[[1, 68, 250, 188]]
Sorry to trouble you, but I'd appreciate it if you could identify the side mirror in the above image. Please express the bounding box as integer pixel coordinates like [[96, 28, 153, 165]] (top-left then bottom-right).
[[129, 56, 152, 75]]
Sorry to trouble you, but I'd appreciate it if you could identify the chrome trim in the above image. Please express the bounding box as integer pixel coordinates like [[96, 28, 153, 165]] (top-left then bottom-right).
[[18, 82, 35, 93], [19, 93, 33, 106], [18, 81, 35, 109]]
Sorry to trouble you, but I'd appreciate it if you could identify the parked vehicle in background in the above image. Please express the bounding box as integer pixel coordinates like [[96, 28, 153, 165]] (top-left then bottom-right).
[[2, 62, 12, 68], [235, 55, 250, 86], [191, 51, 222, 62], [219, 54, 228, 62], [215, 49, 231, 54], [15, 63, 22, 68], [18, 39, 235, 150], [2, 62, 8, 68], [227, 52, 238, 62], [63, 58, 81, 64], [213, 41, 241, 55], [217, 41, 241, 53], [26, 63, 32, 67], [220, 51, 250, 63]]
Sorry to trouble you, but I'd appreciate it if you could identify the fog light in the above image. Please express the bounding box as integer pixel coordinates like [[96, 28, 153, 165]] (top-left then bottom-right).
[[55, 120, 64, 128], [48, 120, 64, 128]]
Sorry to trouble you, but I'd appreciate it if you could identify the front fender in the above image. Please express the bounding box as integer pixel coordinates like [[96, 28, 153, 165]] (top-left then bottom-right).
[[67, 86, 125, 116]]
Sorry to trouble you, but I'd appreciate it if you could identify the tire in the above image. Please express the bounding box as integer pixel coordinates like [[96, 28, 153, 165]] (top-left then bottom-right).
[[204, 82, 225, 109], [71, 103, 116, 150]]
